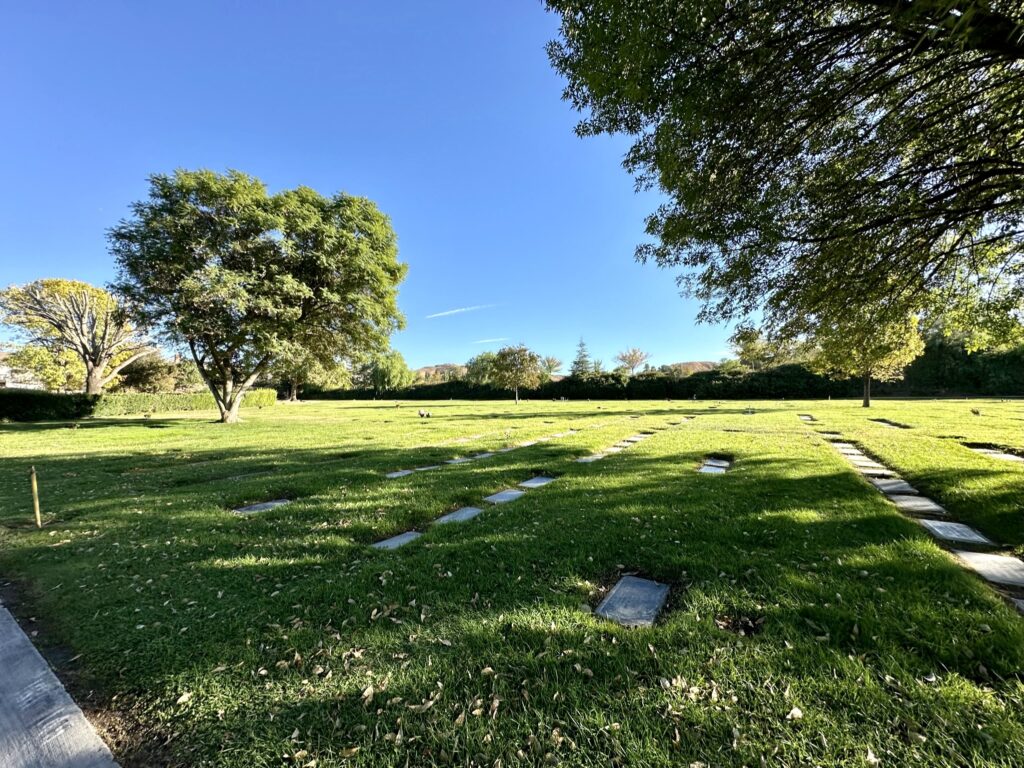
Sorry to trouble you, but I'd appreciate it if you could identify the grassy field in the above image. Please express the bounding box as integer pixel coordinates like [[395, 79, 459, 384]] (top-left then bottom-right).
[[1, 398, 1023, 767]]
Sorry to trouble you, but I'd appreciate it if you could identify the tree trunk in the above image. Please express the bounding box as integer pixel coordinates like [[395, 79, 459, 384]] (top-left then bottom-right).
[[222, 395, 243, 423], [514, 385, 519, 405], [862, 372, 872, 408], [288, 381, 299, 401], [85, 366, 104, 395]]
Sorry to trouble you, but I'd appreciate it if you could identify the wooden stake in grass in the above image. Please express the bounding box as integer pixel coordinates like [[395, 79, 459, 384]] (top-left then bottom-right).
[[29, 465, 41, 528]]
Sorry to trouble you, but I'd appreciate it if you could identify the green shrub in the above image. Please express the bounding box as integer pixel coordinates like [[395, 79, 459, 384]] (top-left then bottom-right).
[[93, 388, 278, 416], [0, 389, 97, 421], [0, 388, 278, 421]]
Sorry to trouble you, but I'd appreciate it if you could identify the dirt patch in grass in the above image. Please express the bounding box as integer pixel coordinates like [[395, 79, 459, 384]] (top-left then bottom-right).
[[714, 612, 766, 637]]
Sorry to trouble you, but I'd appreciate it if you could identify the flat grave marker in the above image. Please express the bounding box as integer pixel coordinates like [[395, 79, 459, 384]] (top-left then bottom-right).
[[372, 531, 422, 549], [484, 489, 527, 504], [969, 447, 1024, 463], [704, 458, 731, 468], [577, 455, 604, 463], [888, 494, 946, 515], [698, 465, 727, 474], [954, 551, 1024, 588], [385, 470, 415, 479], [595, 575, 670, 628], [233, 499, 291, 516], [435, 507, 483, 525], [414, 465, 441, 472], [919, 520, 992, 545], [519, 476, 556, 489], [857, 467, 896, 478], [869, 477, 919, 496]]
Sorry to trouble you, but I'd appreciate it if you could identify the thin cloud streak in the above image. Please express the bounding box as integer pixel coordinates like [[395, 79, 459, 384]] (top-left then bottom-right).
[[425, 304, 496, 319], [472, 337, 508, 344]]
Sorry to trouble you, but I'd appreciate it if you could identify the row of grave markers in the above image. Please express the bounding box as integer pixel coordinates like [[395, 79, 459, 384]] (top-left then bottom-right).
[[814, 424, 1024, 611], [376, 420, 694, 627], [384, 429, 583, 479], [232, 425, 592, 514], [372, 425, 681, 550], [230, 415, 696, 628]]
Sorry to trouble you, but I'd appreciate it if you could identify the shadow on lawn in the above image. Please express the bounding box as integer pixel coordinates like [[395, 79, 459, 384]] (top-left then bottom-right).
[[3, 433, 1024, 765]]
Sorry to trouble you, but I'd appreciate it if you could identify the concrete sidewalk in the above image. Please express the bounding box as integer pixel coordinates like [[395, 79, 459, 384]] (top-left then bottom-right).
[[0, 601, 118, 768]]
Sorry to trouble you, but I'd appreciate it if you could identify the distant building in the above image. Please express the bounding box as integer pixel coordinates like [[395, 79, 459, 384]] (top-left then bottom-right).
[[0, 353, 46, 390]]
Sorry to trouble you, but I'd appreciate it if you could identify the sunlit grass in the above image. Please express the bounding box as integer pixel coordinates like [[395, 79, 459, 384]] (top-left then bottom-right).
[[0, 398, 1022, 766]]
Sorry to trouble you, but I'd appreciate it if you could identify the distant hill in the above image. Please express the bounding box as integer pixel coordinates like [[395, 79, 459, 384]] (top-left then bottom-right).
[[413, 363, 466, 383], [662, 361, 718, 375]]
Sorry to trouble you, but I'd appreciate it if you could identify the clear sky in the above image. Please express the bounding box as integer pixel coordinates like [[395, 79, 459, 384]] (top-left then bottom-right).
[[0, 1, 733, 369]]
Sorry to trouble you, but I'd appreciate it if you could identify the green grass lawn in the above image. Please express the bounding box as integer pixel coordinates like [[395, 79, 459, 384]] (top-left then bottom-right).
[[1, 398, 1023, 767]]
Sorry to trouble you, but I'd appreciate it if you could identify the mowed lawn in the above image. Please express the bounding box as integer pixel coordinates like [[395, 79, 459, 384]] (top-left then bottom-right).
[[1, 398, 1023, 767]]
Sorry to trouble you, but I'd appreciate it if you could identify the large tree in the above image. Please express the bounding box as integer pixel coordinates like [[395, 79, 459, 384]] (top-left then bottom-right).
[[0, 279, 154, 394], [614, 347, 651, 375], [110, 170, 406, 422], [812, 310, 925, 407], [490, 345, 542, 404], [546, 1, 1024, 336], [356, 350, 414, 397]]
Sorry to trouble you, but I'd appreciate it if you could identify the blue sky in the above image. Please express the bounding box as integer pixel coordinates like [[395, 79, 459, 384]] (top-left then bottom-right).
[[0, 1, 733, 369]]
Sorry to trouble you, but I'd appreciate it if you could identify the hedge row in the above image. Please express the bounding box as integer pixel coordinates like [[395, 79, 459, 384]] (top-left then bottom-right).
[[308, 344, 1024, 401], [0, 388, 278, 421]]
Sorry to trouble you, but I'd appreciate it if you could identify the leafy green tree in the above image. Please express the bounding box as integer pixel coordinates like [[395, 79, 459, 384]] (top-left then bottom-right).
[[812, 311, 925, 407], [936, 243, 1024, 353], [0, 279, 154, 394], [591, 358, 604, 375], [569, 338, 592, 377], [110, 170, 406, 422], [465, 352, 497, 387], [614, 347, 651, 375], [271, 347, 351, 401], [4, 345, 84, 392], [546, 1, 1024, 334], [358, 350, 413, 396], [490, 345, 542, 404], [115, 353, 177, 393]]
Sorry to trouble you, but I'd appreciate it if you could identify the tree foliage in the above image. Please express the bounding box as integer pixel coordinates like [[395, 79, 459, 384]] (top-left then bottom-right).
[[4, 345, 84, 392], [490, 345, 542, 403], [541, 356, 563, 378], [812, 310, 925, 406], [110, 170, 406, 422], [569, 338, 592, 377], [465, 352, 498, 387], [270, 349, 351, 400], [0, 279, 154, 394], [614, 347, 651, 375], [547, 1, 1024, 336], [356, 349, 413, 396]]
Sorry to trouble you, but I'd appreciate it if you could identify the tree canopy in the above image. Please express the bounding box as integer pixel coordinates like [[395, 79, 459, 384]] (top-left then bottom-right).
[[491, 345, 542, 403], [356, 350, 413, 397], [110, 170, 406, 421], [812, 310, 925, 406], [546, 1, 1024, 336], [0, 279, 154, 394], [614, 347, 651, 375]]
